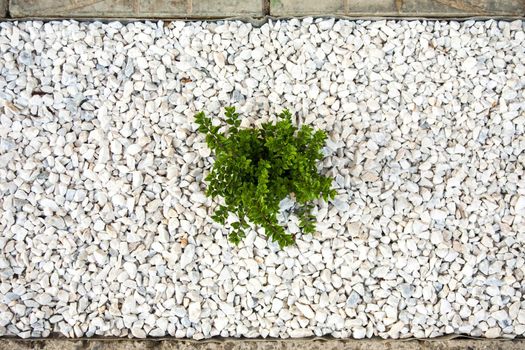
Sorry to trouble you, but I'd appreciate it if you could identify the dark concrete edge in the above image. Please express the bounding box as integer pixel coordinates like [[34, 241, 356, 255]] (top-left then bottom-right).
[[1, 334, 523, 342], [2, 15, 525, 20], [0, 15, 524, 27]]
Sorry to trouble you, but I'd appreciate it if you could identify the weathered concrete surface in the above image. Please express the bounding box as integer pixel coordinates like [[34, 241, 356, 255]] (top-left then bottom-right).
[[271, 0, 346, 15], [9, 0, 262, 18], [1, 339, 525, 350], [400, 0, 525, 16], [270, 0, 525, 16], [0, 0, 7, 17], [8, 0, 525, 18]]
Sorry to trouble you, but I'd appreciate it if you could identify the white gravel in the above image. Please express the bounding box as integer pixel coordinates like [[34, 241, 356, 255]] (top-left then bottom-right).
[[0, 19, 525, 339]]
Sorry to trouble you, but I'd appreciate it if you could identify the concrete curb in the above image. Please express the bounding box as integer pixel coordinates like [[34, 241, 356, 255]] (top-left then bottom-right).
[[1, 0, 524, 19], [0, 15, 524, 26], [1, 338, 525, 350]]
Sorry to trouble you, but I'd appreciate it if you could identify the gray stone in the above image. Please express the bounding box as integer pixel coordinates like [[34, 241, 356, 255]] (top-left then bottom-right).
[[399, 283, 414, 299], [346, 291, 361, 308], [10, 0, 262, 18], [270, 0, 524, 16], [399, 0, 524, 16], [270, 0, 345, 16], [1, 340, 525, 350], [0, 0, 6, 17]]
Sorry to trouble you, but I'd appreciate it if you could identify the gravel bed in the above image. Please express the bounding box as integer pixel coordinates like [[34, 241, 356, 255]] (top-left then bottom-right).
[[0, 19, 524, 340]]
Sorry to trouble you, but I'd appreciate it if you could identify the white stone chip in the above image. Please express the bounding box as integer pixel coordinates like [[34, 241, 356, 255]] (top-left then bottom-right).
[[0, 18, 523, 341]]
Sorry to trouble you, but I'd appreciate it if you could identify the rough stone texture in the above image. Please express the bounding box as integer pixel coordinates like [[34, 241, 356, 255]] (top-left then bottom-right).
[[1, 339, 525, 350], [9, 0, 262, 18], [270, 0, 525, 16], [7, 0, 525, 18], [0, 0, 7, 17], [400, 0, 525, 16], [271, 0, 346, 16]]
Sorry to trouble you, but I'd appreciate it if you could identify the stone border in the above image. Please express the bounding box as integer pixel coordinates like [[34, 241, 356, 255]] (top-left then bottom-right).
[[271, 0, 525, 17], [0, 0, 7, 17], [0, 0, 524, 18], [1, 338, 525, 350]]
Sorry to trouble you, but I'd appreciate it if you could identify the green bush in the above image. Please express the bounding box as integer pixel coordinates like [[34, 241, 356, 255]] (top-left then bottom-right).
[[195, 107, 336, 248]]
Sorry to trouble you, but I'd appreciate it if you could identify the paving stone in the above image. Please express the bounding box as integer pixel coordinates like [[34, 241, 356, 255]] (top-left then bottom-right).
[[9, 0, 262, 18], [1, 340, 525, 350], [399, 0, 524, 16], [8, 0, 525, 17], [190, 0, 262, 17], [344, 0, 397, 15], [10, 0, 135, 17], [270, 0, 524, 16], [270, 0, 346, 16], [0, 0, 7, 17]]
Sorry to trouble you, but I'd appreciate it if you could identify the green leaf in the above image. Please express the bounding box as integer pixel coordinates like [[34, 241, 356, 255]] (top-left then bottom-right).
[[194, 106, 337, 249]]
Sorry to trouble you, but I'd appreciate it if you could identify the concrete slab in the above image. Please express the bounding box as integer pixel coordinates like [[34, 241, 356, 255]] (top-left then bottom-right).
[[270, 0, 525, 16], [191, 0, 263, 17], [271, 0, 346, 16], [10, 0, 136, 18], [399, 0, 525, 16], [1, 339, 525, 350], [7, 0, 525, 18], [0, 0, 7, 17], [9, 0, 262, 18]]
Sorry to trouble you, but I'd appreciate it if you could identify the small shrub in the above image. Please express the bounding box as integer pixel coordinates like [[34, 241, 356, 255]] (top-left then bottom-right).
[[195, 107, 336, 248]]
